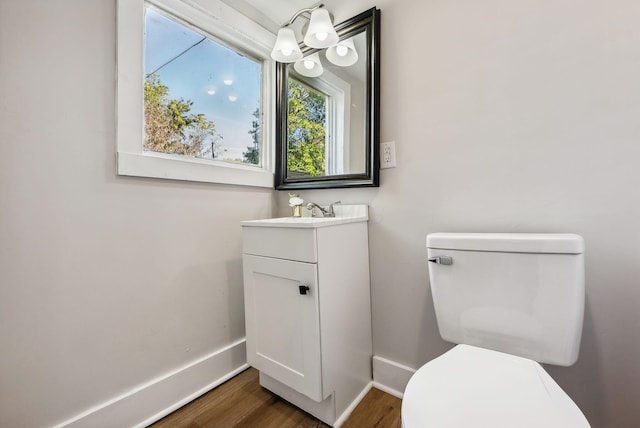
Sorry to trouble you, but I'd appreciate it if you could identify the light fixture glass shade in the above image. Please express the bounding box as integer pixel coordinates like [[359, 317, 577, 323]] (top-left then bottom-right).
[[326, 38, 359, 67], [303, 8, 339, 49], [293, 52, 323, 77], [271, 27, 302, 62]]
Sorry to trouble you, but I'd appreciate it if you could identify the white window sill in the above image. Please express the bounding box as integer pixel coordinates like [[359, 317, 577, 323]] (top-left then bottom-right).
[[117, 151, 273, 188]]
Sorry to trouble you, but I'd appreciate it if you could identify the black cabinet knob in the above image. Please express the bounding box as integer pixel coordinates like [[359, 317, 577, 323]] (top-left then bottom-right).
[[299, 285, 310, 295]]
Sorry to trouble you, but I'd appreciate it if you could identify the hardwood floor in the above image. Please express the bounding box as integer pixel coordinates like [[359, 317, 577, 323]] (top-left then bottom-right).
[[150, 368, 402, 428]]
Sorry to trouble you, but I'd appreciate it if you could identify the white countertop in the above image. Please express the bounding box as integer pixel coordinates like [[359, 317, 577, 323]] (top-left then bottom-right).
[[241, 204, 368, 228]]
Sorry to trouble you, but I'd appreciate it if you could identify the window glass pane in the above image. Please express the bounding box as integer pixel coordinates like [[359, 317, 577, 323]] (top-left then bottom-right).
[[287, 78, 327, 177], [144, 6, 262, 166]]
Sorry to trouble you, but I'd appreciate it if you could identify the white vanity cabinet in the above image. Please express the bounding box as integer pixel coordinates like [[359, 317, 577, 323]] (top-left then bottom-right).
[[241, 206, 372, 426]]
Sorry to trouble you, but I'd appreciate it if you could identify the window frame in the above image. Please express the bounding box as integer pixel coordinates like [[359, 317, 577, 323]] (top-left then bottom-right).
[[116, 0, 275, 187]]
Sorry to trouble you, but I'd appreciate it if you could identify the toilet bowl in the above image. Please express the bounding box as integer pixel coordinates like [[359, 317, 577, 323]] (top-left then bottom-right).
[[401, 233, 590, 427], [402, 345, 589, 427]]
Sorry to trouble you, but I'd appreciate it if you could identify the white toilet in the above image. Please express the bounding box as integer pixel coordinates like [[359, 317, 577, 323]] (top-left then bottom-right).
[[402, 233, 590, 427]]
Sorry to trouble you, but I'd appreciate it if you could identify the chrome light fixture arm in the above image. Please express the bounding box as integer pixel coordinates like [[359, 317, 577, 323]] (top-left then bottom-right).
[[284, 4, 325, 28]]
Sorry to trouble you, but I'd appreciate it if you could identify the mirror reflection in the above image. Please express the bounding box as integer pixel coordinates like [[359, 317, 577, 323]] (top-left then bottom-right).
[[286, 30, 367, 178]]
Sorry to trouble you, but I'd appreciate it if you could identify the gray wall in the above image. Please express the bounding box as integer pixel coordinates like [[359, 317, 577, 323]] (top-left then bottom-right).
[[0, 0, 274, 426], [1, 0, 639, 427], [278, 0, 640, 427]]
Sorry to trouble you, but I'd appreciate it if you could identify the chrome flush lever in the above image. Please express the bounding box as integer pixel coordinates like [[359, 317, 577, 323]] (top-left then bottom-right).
[[428, 256, 453, 265]]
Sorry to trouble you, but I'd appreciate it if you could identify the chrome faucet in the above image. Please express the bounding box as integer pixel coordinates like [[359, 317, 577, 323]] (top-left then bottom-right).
[[305, 201, 341, 217]]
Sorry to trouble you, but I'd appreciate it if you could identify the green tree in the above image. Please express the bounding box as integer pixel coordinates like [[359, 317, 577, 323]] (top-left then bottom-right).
[[287, 79, 326, 177], [144, 74, 220, 158], [243, 107, 260, 165]]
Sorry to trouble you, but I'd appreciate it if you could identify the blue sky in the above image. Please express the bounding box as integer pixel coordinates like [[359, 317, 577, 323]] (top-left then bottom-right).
[[144, 7, 261, 160]]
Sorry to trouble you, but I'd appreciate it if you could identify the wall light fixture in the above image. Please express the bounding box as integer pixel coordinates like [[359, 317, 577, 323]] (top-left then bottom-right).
[[270, 3, 358, 78]]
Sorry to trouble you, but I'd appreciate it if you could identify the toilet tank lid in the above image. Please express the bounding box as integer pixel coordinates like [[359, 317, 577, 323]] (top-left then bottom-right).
[[426, 233, 584, 254]]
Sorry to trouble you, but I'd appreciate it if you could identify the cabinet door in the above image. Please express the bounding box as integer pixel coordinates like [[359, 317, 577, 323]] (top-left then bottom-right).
[[243, 254, 323, 401]]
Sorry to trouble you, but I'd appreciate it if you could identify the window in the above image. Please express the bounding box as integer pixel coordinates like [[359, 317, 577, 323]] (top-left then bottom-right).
[[286, 69, 350, 178], [117, 0, 275, 187], [144, 7, 262, 165]]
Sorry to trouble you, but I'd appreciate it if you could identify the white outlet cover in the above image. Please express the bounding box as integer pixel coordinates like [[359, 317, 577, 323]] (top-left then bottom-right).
[[381, 141, 396, 169]]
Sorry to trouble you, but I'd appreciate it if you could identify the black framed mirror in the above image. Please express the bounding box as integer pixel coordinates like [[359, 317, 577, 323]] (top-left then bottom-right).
[[275, 8, 380, 190]]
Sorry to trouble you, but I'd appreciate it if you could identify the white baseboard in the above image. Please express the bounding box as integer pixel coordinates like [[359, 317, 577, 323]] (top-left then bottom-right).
[[334, 382, 373, 428], [54, 339, 248, 428], [372, 355, 416, 399]]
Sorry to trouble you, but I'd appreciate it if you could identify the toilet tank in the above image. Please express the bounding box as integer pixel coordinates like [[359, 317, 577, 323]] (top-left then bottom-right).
[[427, 233, 585, 366]]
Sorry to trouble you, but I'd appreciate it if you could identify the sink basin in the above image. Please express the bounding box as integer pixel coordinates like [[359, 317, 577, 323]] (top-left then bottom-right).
[[241, 204, 368, 228]]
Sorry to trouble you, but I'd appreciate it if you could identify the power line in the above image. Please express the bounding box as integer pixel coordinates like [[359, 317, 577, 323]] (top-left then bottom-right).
[[145, 37, 207, 78]]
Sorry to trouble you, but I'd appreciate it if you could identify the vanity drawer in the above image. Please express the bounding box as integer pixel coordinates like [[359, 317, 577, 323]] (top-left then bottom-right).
[[242, 226, 317, 263]]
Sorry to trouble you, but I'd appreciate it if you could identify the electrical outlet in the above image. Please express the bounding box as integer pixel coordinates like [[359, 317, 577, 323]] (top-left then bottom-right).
[[381, 141, 396, 168]]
